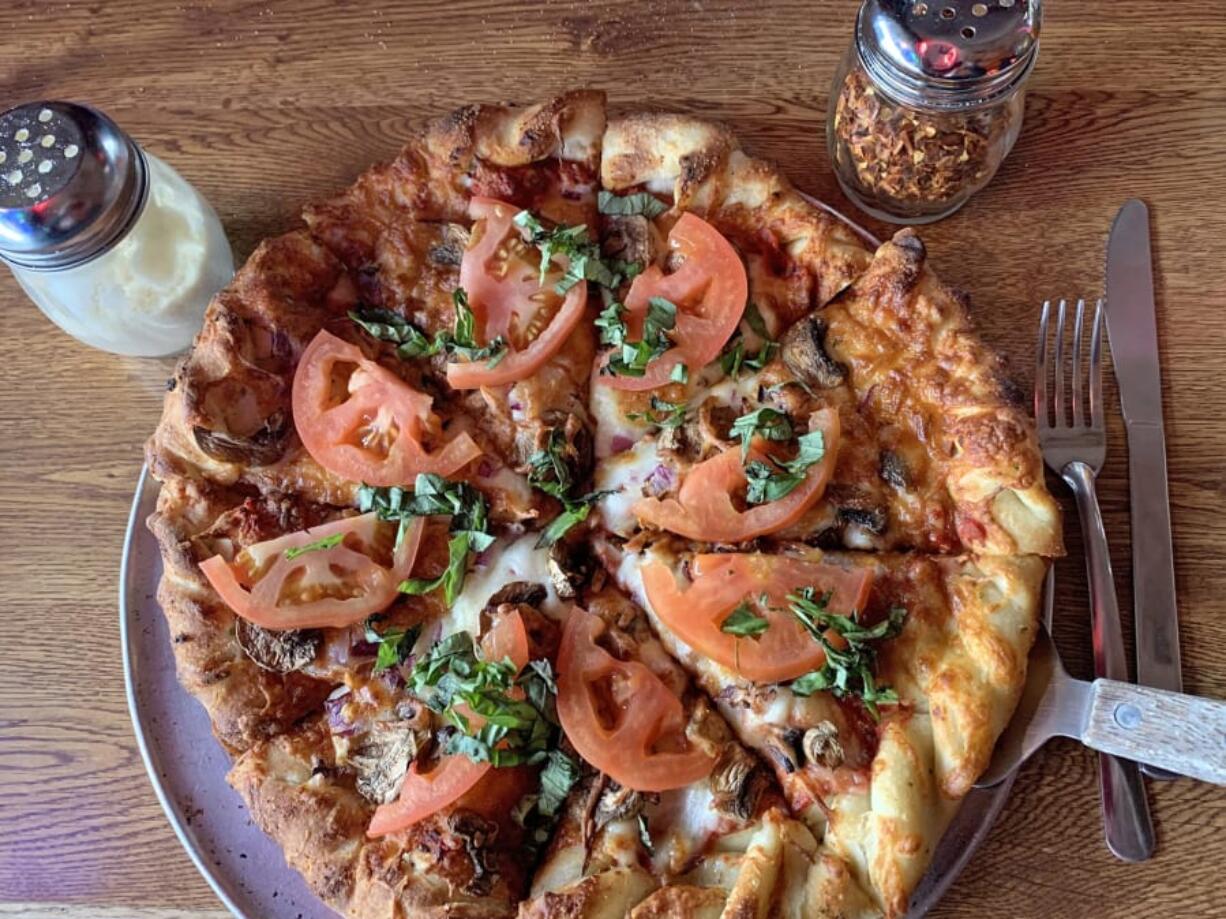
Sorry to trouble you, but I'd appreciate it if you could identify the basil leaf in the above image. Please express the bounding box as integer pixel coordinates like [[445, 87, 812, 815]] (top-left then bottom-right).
[[597, 190, 667, 219], [283, 532, 344, 560], [514, 210, 635, 295], [349, 307, 444, 360], [730, 407, 794, 461], [595, 300, 627, 348], [527, 427, 574, 500], [626, 395, 688, 429], [535, 491, 611, 549], [638, 814, 654, 854], [716, 303, 777, 378], [742, 428, 827, 505], [788, 591, 907, 719], [720, 601, 770, 639], [537, 749, 580, 817], [364, 621, 421, 673], [670, 362, 689, 384], [603, 296, 678, 378]]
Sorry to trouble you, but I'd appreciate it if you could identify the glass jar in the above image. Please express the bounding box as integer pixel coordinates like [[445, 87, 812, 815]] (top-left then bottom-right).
[[827, 0, 1041, 225], [0, 102, 234, 356]]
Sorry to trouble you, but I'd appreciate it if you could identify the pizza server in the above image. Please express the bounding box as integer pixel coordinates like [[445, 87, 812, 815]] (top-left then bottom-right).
[[1105, 198, 1184, 780]]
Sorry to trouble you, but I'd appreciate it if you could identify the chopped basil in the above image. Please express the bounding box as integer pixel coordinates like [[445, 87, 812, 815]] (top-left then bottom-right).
[[743, 429, 826, 505], [348, 307, 442, 360], [598, 189, 667, 219], [637, 813, 654, 854], [626, 395, 688, 429], [534, 491, 610, 549], [527, 427, 574, 500], [409, 633, 561, 767], [730, 407, 794, 461], [670, 362, 689, 384], [447, 288, 508, 367], [283, 532, 344, 560], [717, 303, 778, 377], [363, 620, 421, 673], [602, 296, 678, 378], [360, 475, 494, 605], [720, 601, 770, 639], [514, 210, 638, 295], [787, 589, 907, 719], [350, 290, 505, 367], [536, 748, 580, 817]]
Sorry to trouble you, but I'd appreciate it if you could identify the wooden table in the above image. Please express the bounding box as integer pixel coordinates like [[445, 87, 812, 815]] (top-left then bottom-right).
[[2, 1, 1223, 916]]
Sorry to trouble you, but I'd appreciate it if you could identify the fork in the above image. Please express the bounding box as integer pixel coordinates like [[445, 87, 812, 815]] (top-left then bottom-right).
[[1035, 297, 1156, 862]]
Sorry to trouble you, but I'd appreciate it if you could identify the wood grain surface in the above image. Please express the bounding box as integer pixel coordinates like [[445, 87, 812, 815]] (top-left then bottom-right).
[[1, 1, 1224, 916]]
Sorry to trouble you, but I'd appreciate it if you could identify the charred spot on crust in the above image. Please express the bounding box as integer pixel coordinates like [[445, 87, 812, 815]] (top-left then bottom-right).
[[879, 450, 910, 489], [235, 619, 321, 674], [448, 811, 500, 897], [837, 504, 889, 535], [781, 315, 848, 389]]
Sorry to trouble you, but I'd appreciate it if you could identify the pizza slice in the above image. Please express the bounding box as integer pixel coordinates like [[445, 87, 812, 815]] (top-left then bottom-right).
[[595, 533, 1045, 918], [149, 92, 609, 532], [590, 204, 1061, 556], [520, 583, 879, 919]]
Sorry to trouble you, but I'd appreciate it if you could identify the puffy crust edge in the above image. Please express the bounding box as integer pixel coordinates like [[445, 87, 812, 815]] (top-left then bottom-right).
[[822, 229, 1064, 558], [146, 476, 333, 753], [601, 112, 871, 307]]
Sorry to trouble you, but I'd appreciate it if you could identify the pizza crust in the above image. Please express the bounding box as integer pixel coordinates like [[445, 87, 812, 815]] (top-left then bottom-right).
[[820, 230, 1063, 557], [597, 537, 1045, 919], [602, 112, 871, 321], [147, 475, 335, 752]]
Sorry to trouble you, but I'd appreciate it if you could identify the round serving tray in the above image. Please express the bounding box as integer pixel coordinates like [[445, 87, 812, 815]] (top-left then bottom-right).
[[121, 200, 1016, 919]]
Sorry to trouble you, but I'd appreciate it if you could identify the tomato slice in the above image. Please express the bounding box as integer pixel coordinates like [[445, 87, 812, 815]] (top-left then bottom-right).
[[556, 606, 715, 792], [199, 512, 424, 630], [600, 212, 748, 391], [446, 197, 588, 389], [292, 330, 482, 486], [634, 407, 840, 543], [642, 553, 873, 683], [367, 611, 530, 837]]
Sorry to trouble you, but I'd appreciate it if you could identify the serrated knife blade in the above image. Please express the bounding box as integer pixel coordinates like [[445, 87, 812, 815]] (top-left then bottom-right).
[[1104, 199, 1183, 780]]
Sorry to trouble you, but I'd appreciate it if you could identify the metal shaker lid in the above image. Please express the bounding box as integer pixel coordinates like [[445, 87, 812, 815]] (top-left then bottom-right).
[[857, 0, 1041, 110], [0, 101, 147, 270]]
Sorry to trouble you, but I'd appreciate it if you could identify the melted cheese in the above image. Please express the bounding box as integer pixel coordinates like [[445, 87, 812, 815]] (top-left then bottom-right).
[[424, 535, 564, 645], [595, 440, 663, 537], [648, 782, 723, 875]]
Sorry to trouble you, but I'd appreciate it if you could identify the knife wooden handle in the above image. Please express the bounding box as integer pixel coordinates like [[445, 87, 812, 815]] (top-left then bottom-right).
[[1085, 679, 1226, 786]]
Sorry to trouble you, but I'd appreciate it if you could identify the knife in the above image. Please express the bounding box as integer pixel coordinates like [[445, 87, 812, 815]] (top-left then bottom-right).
[[1105, 199, 1184, 780]]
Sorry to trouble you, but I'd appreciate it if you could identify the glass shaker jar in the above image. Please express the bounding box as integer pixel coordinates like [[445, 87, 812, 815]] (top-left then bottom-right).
[[828, 0, 1041, 224], [0, 101, 234, 356]]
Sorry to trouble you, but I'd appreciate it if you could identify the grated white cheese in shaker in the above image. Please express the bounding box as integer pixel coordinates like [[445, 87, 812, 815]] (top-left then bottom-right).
[[0, 102, 234, 357]]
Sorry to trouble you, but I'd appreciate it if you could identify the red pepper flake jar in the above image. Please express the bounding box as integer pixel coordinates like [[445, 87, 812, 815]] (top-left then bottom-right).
[[828, 0, 1041, 224]]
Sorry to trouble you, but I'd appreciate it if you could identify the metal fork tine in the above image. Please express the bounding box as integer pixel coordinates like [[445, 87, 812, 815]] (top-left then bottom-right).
[[1053, 299, 1067, 426], [1035, 300, 1050, 427], [1090, 298, 1105, 428], [1072, 298, 1086, 428]]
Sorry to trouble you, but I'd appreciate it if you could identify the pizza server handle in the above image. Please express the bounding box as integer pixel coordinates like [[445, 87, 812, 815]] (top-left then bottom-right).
[[1077, 679, 1226, 787]]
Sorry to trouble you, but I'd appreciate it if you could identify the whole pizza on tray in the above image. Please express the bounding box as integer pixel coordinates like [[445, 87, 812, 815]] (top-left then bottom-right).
[[146, 90, 1062, 919]]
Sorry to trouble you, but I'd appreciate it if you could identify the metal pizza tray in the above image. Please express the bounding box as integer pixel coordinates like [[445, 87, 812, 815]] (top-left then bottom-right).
[[121, 203, 1016, 919]]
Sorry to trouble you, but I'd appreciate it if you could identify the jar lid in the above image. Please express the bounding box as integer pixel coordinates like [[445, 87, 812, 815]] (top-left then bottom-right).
[[856, 0, 1041, 110], [0, 101, 147, 270]]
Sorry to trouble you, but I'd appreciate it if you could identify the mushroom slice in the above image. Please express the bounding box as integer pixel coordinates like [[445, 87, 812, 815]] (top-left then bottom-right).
[[780, 315, 847, 389], [350, 720, 420, 806], [234, 619, 321, 673]]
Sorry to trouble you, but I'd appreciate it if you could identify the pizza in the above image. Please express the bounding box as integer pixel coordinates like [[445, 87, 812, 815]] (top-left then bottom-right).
[[145, 89, 1062, 919]]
